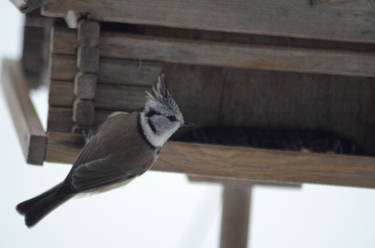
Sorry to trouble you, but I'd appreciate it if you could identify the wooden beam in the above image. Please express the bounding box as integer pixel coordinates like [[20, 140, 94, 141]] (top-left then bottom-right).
[[220, 185, 250, 248], [50, 54, 162, 85], [42, 0, 375, 44], [1, 59, 47, 165], [49, 81, 149, 110], [46, 131, 375, 188], [47, 107, 112, 133], [12, 0, 55, 13], [51, 27, 375, 77]]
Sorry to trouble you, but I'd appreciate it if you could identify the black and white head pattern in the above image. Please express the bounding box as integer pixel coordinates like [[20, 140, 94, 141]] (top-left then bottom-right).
[[140, 74, 184, 147]]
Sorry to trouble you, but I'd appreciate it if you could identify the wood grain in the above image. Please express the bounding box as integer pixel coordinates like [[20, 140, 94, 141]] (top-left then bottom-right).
[[1, 59, 47, 165], [73, 99, 95, 125], [51, 28, 375, 77], [220, 185, 250, 248], [49, 80, 149, 110], [50, 54, 162, 85], [77, 20, 100, 73], [77, 46, 99, 73], [74, 73, 97, 100], [46, 131, 375, 188], [42, 0, 375, 43], [47, 107, 112, 132]]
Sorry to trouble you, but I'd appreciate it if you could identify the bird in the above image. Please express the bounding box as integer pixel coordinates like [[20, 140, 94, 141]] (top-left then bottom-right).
[[16, 74, 190, 227]]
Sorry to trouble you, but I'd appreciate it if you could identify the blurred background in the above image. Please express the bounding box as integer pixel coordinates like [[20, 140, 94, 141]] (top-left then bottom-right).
[[1, 1, 375, 247]]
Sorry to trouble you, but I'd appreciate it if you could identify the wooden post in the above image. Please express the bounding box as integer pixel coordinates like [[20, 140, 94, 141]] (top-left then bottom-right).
[[73, 19, 100, 131], [220, 184, 251, 248], [188, 176, 300, 248], [1, 59, 47, 165]]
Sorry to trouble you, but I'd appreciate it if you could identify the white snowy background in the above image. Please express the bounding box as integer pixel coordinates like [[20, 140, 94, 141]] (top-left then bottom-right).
[[0, 1, 375, 247]]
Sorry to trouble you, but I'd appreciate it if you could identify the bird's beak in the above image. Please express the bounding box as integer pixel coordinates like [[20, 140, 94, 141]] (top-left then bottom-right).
[[182, 122, 195, 127]]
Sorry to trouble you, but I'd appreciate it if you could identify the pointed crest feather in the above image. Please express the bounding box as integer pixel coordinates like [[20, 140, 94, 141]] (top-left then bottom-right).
[[146, 74, 179, 111]]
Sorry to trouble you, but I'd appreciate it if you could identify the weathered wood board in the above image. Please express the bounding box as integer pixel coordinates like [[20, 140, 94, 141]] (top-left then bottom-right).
[[46, 131, 375, 188], [47, 61, 375, 155], [43, 0, 375, 43], [51, 27, 375, 78], [1, 59, 47, 165]]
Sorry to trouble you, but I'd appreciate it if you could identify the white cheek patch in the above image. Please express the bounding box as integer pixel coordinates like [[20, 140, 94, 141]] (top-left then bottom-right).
[[140, 113, 179, 147]]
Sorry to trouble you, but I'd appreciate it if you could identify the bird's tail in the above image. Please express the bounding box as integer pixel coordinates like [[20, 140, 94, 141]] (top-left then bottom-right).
[[16, 183, 73, 227]]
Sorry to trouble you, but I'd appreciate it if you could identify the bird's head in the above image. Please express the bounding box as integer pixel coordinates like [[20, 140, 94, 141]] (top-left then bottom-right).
[[140, 74, 190, 147]]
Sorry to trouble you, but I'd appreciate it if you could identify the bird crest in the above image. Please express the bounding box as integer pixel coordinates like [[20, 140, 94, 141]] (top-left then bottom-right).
[[145, 74, 180, 114]]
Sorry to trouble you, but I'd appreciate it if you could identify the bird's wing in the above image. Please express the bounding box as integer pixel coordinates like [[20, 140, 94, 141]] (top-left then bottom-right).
[[73, 112, 133, 167], [70, 157, 137, 192], [72, 135, 102, 168]]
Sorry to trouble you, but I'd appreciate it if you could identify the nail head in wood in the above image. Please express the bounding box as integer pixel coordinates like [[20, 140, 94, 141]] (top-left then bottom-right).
[[73, 99, 95, 125], [74, 72, 97, 99]]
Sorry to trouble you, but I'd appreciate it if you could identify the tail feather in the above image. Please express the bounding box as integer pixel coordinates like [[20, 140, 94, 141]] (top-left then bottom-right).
[[16, 183, 73, 227]]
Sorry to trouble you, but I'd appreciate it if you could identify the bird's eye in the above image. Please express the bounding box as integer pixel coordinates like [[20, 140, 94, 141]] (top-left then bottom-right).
[[167, 116, 178, 122], [146, 109, 161, 117]]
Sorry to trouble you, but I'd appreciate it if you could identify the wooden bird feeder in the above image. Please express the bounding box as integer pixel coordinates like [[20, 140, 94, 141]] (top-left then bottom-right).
[[3, 0, 375, 188], [3, 1, 375, 246]]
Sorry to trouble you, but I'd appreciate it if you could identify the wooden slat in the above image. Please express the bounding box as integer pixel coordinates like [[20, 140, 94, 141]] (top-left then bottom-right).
[[51, 28, 375, 77], [50, 54, 76, 81], [49, 80, 149, 110], [52, 27, 77, 55], [50, 54, 162, 85], [46, 131, 375, 188], [47, 107, 112, 132], [43, 0, 375, 44], [1, 59, 47, 165], [100, 33, 375, 77]]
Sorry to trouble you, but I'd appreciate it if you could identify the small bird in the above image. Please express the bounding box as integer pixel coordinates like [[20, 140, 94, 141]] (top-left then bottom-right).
[[16, 74, 189, 227]]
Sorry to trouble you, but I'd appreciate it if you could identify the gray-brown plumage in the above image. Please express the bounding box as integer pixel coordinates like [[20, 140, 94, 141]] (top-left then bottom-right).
[[16, 74, 188, 227]]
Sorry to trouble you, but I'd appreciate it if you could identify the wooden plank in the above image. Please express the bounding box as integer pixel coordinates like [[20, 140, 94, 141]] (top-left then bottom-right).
[[46, 131, 375, 188], [47, 107, 112, 132], [1, 59, 47, 165], [99, 33, 375, 77], [50, 54, 162, 85], [49, 80, 149, 110], [42, 0, 375, 44], [220, 185, 250, 248], [50, 54, 76, 81], [50, 28, 375, 77], [11, 0, 55, 13], [51, 27, 77, 55]]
